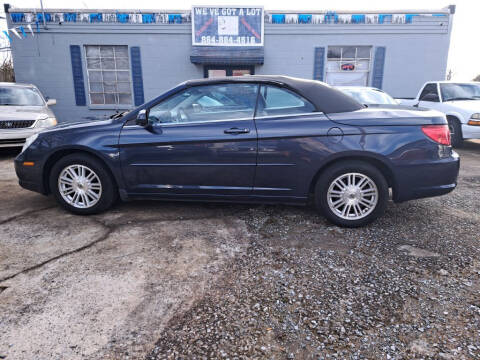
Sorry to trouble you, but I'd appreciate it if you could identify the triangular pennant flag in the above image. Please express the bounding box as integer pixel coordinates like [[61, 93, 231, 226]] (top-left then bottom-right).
[[10, 28, 22, 39], [2, 30, 12, 42], [19, 26, 27, 38], [27, 24, 34, 36]]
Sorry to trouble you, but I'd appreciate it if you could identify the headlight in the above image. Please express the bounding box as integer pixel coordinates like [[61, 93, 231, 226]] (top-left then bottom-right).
[[468, 113, 480, 126], [35, 117, 57, 128], [22, 133, 38, 153]]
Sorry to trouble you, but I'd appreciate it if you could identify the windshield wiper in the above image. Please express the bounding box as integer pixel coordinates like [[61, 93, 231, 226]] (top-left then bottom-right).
[[445, 97, 476, 101], [110, 110, 128, 119]]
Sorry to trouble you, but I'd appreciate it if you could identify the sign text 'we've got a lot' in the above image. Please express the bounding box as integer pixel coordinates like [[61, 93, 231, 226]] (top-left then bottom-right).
[[192, 6, 264, 47]]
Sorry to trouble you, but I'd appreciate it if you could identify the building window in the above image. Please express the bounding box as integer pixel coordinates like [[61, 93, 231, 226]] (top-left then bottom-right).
[[84, 45, 132, 105], [325, 46, 372, 86]]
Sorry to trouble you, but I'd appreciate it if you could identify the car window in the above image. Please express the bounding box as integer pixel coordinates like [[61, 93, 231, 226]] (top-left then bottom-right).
[[197, 95, 223, 107], [440, 83, 480, 101], [257, 85, 316, 117], [419, 84, 439, 101], [0, 86, 45, 106], [147, 83, 259, 124]]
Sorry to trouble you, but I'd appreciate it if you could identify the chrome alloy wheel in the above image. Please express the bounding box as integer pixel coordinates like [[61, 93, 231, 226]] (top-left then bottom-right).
[[327, 173, 378, 220], [58, 164, 102, 209]]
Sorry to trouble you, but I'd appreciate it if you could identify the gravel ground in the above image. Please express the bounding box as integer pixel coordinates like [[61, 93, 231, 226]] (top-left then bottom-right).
[[148, 142, 480, 360], [1, 142, 480, 359]]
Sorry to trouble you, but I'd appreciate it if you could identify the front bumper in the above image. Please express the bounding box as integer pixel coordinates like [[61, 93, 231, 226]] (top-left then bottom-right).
[[14, 152, 47, 195], [0, 128, 39, 148], [462, 123, 480, 139], [393, 151, 460, 202]]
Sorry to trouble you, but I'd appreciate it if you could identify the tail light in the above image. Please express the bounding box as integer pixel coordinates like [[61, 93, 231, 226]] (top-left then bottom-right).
[[421, 125, 451, 146]]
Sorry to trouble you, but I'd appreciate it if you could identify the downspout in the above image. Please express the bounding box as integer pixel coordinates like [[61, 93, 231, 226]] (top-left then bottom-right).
[[39, 0, 48, 29]]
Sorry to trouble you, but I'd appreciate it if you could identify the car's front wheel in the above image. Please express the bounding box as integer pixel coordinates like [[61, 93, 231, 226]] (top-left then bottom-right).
[[447, 117, 463, 148], [315, 161, 388, 227], [50, 153, 117, 214]]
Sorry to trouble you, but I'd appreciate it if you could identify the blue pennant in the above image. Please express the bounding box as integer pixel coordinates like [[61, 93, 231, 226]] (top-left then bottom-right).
[[19, 26, 27, 38], [11, 13, 25, 23], [116, 13, 129, 23], [271, 14, 285, 24], [168, 14, 182, 24], [2, 30, 12, 42]]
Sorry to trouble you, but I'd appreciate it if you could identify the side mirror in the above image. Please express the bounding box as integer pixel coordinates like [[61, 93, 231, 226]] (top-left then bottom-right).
[[136, 109, 148, 126], [46, 98, 57, 106], [420, 93, 440, 102]]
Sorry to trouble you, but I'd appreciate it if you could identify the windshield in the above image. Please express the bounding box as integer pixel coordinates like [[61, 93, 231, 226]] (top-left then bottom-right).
[[440, 83, 480, 101], [0, 86, 45, 106], [341, 88, 397, 105]]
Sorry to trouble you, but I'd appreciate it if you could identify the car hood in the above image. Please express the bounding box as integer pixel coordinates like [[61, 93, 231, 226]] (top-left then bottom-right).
[[443, 99, 480, 112], [0, 105, 53, 120]]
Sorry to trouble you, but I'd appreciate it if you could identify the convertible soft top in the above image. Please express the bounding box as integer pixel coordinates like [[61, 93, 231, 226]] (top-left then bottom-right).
[[183, 75, 364, 114]]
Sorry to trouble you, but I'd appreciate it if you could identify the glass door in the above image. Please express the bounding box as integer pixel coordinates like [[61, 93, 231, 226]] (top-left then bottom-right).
[[207, 69, 227, 78], [204, 66, 254, 78]]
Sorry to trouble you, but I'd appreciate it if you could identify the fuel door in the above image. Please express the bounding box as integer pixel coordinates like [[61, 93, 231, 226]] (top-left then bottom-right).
[[327, 127, 344, 144]]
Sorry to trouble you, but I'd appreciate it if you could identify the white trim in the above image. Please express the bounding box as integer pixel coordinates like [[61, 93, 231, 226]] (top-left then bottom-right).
[[254, 111, 324, 120], [161, 117, 253, 126]]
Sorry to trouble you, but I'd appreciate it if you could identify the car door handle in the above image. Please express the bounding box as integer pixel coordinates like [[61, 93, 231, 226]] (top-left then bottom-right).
[[224, 127, 250, 135]]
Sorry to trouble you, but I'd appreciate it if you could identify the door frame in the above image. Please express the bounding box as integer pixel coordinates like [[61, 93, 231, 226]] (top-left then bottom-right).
[[203, 65, 255, 78]]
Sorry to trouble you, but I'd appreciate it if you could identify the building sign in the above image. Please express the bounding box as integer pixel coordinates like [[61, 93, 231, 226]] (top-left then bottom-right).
[[192, 6, 264, 47]]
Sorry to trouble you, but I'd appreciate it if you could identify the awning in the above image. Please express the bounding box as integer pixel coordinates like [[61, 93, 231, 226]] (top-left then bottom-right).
[[190, 46, 264, 65]]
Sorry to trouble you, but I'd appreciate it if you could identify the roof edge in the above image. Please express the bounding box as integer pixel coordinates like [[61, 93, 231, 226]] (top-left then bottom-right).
[[6, 7, 451, 15]]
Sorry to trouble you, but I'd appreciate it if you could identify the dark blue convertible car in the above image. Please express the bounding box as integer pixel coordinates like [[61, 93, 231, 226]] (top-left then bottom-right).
[[15, 76, 459, 227]]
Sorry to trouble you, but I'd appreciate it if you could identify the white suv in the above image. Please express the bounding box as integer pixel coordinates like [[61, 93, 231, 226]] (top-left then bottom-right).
[[0, 82, 57, 148]]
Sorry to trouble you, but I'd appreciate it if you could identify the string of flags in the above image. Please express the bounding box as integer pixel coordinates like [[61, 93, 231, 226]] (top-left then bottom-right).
[[269, 12, 447, 24], [1, 23, 36, 43], [1, 10, 449, 43]]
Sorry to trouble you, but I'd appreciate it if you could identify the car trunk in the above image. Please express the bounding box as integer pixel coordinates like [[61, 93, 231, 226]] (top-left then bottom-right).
[[326, 107, 447, 127]]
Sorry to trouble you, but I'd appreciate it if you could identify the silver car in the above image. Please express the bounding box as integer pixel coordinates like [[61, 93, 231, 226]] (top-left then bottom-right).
[[336, 86, 401, 107], [0, 82, 57, 148]]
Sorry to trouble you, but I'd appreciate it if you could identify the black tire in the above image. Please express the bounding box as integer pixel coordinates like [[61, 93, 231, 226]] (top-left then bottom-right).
[[447, 117, 463, 148], [314, 161, 389, 228], [49, 153, 117, 215]]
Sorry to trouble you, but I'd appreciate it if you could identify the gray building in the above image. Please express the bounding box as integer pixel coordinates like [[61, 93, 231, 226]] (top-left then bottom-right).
[[4, 4, 455, 123]]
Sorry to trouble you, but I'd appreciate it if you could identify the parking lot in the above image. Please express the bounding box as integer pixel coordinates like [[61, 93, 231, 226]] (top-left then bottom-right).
[[0, 143, 479, 359]]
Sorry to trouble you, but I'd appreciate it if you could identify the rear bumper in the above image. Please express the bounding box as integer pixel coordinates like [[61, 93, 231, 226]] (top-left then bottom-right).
[[393, 151, 460, 202]]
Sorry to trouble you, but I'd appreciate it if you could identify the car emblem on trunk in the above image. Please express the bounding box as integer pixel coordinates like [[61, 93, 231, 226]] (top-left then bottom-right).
[[5, 121, 13, 128]]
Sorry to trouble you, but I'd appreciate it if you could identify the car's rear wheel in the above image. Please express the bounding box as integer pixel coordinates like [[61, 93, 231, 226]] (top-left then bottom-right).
[[447, 117, 463, 148], [50, 153, 117, 214], [315, 161, 388, 227]]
